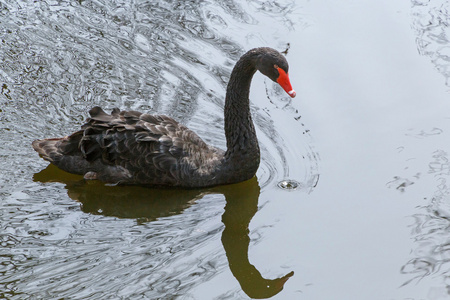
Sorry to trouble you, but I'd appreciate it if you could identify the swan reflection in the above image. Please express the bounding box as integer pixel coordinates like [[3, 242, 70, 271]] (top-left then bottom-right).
[[34, 164, 293, 298], [219, 177, 294, 298]]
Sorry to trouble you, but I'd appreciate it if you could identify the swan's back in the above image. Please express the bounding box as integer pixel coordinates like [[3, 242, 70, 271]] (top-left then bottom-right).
[[32, 107, 224, 187]]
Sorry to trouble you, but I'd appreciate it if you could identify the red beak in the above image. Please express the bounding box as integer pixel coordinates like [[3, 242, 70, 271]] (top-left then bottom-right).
[[276, 67, 296, 98]]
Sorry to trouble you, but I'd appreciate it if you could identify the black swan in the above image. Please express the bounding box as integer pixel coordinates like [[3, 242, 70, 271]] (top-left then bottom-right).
[[32, 47, 296, 188]]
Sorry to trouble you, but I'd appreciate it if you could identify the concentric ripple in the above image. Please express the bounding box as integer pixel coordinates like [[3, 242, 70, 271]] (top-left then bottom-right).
[[0, 0, 313, 299]]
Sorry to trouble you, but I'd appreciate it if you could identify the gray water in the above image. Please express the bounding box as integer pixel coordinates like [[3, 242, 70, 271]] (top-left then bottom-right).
[[0, 0, 449, 299]]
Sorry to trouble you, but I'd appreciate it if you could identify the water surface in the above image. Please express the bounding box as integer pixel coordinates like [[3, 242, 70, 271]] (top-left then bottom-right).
[[1, 0, 450, 299]]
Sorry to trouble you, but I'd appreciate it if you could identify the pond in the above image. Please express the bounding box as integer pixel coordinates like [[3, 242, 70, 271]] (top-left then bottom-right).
[[1, 0, 450, 299]]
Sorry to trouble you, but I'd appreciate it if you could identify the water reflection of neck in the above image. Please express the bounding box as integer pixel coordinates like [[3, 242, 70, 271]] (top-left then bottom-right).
[[220, 177, 294, 299]]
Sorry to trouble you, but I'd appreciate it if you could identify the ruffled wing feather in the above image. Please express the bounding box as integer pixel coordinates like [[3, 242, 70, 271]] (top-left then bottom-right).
[[34, 106, 223, 186]]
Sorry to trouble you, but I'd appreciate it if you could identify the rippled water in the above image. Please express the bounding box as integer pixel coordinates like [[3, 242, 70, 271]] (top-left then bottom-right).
[[0, 0, 314, 299], [1, 0, 450, 299]]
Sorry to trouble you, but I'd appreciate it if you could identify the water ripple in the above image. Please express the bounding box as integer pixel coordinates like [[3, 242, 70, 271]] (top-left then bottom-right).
[[401, 150, 450, 288], [412, 0, 450, 85], [0, 0, 310, 298]]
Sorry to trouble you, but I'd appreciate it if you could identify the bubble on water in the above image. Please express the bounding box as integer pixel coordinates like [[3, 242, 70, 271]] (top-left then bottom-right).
[[277, 179, 301, 190]]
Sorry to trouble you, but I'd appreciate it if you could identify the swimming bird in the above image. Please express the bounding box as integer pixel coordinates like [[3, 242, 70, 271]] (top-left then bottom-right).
[[32, 47, 296, 188]]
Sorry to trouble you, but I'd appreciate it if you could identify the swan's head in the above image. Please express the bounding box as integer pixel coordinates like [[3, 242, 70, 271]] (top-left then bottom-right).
[[256, 48, 296, 98]]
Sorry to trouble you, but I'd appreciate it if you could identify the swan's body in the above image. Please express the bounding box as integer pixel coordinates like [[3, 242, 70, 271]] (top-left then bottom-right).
[[32, 47, 296, 188]]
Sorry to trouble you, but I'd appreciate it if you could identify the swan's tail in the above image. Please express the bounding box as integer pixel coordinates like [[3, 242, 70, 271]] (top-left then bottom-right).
[[32, 138, 64, 163], [32, 137, 89, 176]]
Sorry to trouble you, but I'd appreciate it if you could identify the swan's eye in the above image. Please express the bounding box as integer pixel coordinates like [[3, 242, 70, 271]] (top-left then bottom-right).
[[274, 64, 279, 69]]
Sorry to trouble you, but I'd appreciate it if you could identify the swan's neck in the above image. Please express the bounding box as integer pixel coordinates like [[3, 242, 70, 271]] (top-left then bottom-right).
[[223, 52, 261, 179]]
